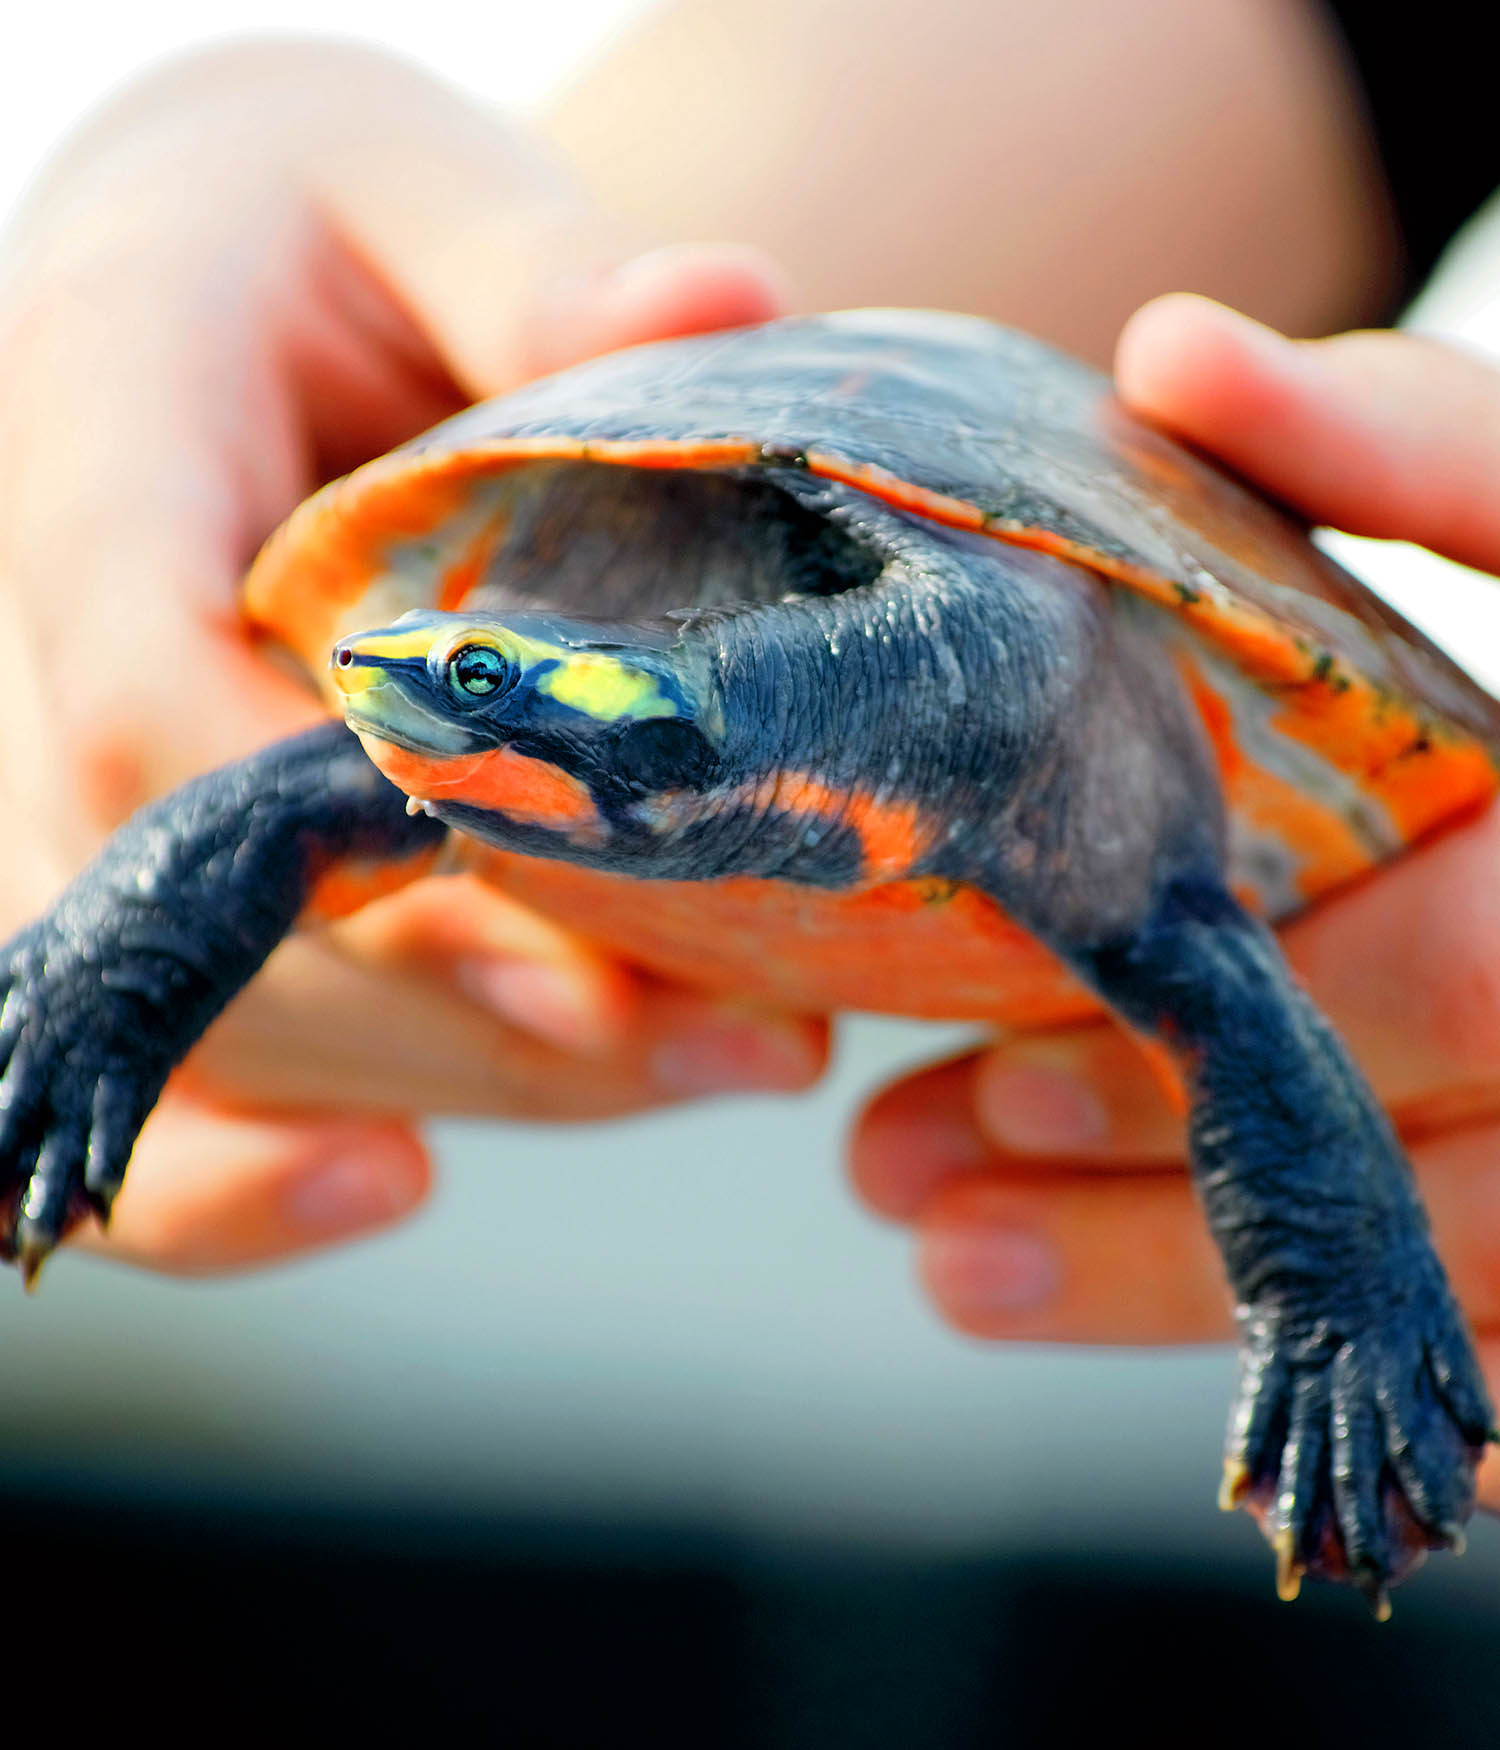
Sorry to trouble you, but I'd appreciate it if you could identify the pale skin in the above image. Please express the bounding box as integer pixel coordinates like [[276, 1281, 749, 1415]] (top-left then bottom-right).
[[0, 40, 828, 1273], [5, 16, 1497, 1522]]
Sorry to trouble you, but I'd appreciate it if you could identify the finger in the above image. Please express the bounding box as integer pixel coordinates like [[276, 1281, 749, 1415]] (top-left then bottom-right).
[[850, 1039, 1185, 1223], [182, 931, 827, 1121], [68, 1097, 430, 1276], [330, 873, 635, 1055], [852, 1055, 1019, 1222], [910, 1119, 1500, 1345], [1115, 293, 1500, 576], [157, 39, 789, 398], [290, 43, 789, 395], [1275, 804, 1500, 1135], [0, 278, 324, 835]]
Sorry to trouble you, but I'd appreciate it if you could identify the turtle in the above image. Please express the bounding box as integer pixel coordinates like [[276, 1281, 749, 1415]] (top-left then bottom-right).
[[2, 309, 1496, 1612]]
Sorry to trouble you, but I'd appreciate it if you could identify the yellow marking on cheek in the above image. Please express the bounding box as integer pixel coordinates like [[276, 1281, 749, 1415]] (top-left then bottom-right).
[[536, 655, 679, 723], [334, 661, 385, 698]]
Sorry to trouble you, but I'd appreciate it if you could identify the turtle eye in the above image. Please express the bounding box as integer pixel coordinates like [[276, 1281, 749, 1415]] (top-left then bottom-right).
[[448, 644, 514, 700]]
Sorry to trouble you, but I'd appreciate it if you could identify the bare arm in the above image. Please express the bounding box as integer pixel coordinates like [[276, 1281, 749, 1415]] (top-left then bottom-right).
[[547, 0, 1397, 364]]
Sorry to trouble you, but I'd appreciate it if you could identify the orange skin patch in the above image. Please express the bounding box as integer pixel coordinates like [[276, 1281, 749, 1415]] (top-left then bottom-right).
[[743, 772, 931, 879], [643, 771, 931, 882], [1266, 681, 1499, 843], [358, 737, 602, 837], [463, 845, 1099, 1025], [1178, 660, 1378, 902], [301, 844, 444, 924]]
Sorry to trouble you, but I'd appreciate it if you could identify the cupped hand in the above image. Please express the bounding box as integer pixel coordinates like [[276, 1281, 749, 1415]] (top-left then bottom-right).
[[0, 40, 823, 1276], [850, 294, 1500, 1510]]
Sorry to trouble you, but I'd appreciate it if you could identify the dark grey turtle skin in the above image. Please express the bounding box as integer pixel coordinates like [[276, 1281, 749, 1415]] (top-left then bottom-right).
[[2, 311, 1496, 1612]]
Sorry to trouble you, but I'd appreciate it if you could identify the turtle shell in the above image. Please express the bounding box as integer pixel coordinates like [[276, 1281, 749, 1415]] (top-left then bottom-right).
[[243, 311, 1500, 1019]]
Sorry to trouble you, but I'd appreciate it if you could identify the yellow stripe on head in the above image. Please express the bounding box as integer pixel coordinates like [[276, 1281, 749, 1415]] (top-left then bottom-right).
[[351, 624, 442, 664], [454, 622, 683, 723], [335, 611, 687, 730], [534, 653, 680, 724], [332, 623, 442, 696]]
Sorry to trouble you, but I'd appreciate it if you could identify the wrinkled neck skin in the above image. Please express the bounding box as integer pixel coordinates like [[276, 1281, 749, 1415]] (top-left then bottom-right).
[[433, 509, 1097, 891]]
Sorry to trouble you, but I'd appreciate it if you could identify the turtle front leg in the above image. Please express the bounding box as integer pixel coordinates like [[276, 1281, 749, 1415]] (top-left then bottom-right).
[[0, 721, 444, 1279], [1082, 876, 1496, 1613]]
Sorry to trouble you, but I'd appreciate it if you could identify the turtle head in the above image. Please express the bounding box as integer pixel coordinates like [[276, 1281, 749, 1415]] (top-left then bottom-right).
[[331, 609, 725, 857]]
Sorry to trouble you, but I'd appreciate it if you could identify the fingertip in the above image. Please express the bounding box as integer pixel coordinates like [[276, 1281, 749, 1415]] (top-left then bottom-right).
[[336, 872, 636, 1055], [455, 955, 625, 1056], [533, 242, 792, 378], [1115, 292, 1298, 431], [917, 1186, 1063, 1335], [973, 1032, 1186, 1163], [606, 242, 793, 333], [848, 1055, 989, 1221], [277, 1122, 432, 1246], [1114, 292, 1233, 411], [1119, 297, 1500, 577], [647, 999, 829, 1097], [914, 1168, 1232, 1345], [77, 1105, 431, 1275]]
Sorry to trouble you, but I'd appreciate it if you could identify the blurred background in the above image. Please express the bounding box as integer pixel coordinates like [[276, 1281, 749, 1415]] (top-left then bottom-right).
[[5, 6, 1500, 1744]]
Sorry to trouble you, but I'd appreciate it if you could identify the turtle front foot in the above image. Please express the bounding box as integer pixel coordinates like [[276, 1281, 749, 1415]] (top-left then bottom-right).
[[1223, 1265, 1496, 1616], [1, 919, 177, 1283]]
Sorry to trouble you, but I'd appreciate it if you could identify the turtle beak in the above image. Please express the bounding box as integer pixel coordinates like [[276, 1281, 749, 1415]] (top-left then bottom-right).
[[331, 648, 385, 698], [331, 625, 433, 698], [330, 627, 474, 755]]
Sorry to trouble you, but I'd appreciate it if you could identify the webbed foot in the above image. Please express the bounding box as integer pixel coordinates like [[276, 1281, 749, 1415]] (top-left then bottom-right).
[[1223, 1265, 1496, 1616]]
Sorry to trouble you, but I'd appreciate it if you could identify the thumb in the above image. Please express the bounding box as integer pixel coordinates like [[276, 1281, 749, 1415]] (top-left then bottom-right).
[[1116, 293, 1500, 577], [2, 40, 788, 840], [286, 43, 788, 394]]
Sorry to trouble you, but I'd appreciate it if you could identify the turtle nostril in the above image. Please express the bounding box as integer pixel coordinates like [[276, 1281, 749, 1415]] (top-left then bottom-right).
[[335, 647, 354, 668]]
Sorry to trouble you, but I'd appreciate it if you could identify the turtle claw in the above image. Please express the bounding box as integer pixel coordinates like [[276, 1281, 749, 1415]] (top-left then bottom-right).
[[1217, 1458, 1250, 1513], [1272, 1527, 1303, 1603], [18, 1233, 48, 1294], [1226, 1269, 1493, 1609], [1, 920, 172, 1282], [2, 721, 441, 1283]]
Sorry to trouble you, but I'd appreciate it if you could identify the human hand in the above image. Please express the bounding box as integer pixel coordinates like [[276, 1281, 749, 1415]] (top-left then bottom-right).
[[849, 294, 1500, 1511], [0, 40, 823, 1276]]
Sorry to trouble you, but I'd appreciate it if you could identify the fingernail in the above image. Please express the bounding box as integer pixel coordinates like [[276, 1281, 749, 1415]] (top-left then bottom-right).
[[652, 1017, 819, 1095], [457, 957, 610, 1053], [924, 1223, 1060, 1314], [976, 1061, 1108, 1153], [284, 1151, 421, 1237]]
